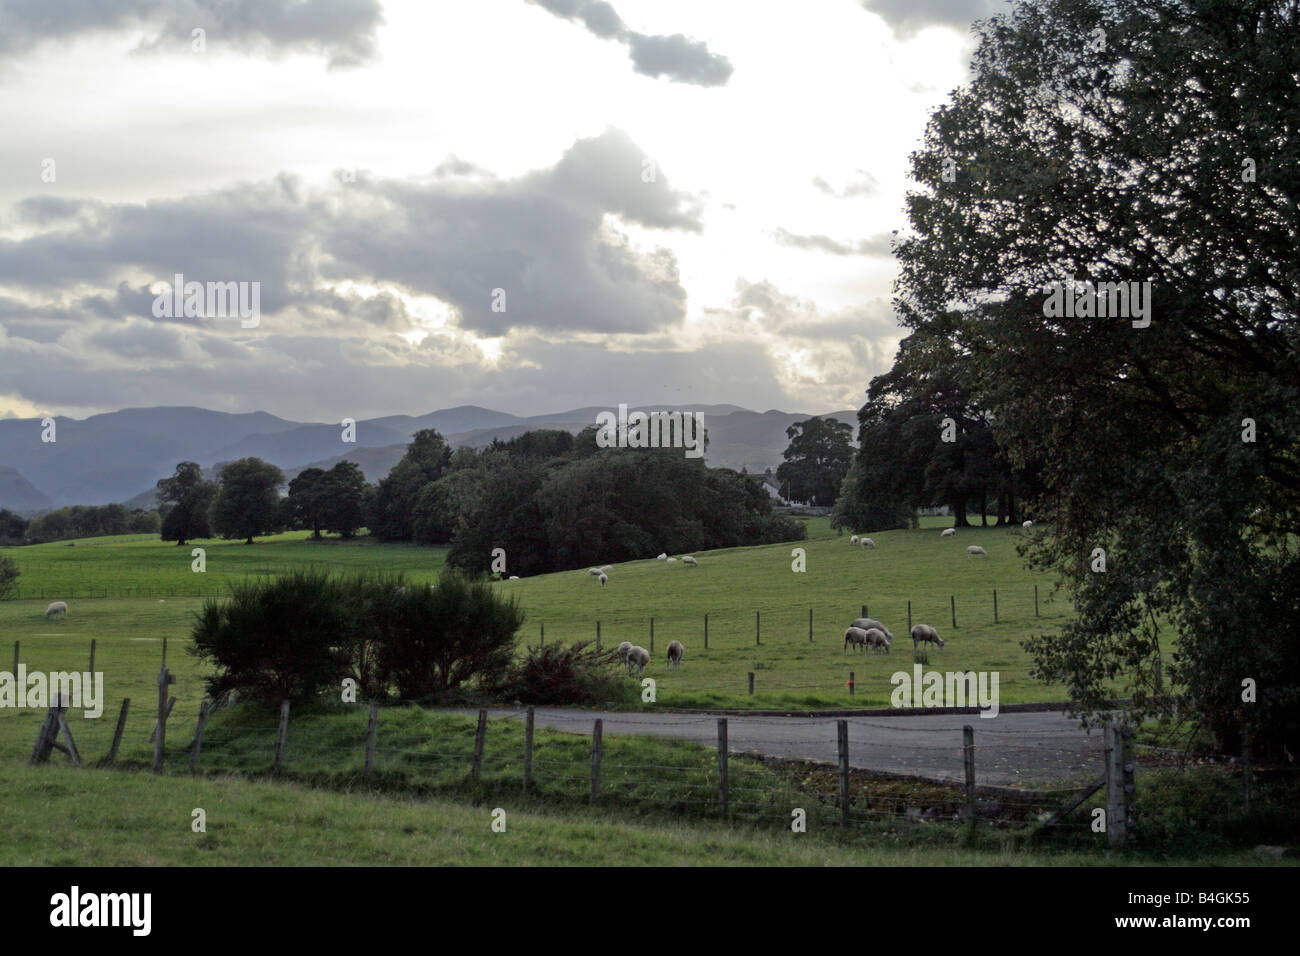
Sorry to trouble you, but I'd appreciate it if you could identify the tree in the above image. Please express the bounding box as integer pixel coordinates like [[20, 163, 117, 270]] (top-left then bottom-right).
[[893, 0, 1300, 757], [286, 468, 328, 538], [211, 458, 285, 544], [318, 461, 368, 538], [0, 555, 19, 600], [775, 417, 854, 506], [369, 430, 452, 540], [157, 462, 218, 546], [0, 509, 27, 542]]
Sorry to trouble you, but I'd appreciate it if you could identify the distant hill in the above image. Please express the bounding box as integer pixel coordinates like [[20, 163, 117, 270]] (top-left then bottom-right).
[[1, 404, 859, 511]]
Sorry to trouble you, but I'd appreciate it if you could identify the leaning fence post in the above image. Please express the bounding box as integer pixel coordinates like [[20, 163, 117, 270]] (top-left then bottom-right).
[[849, 671, 855, 696], [150, 696, 176, 743], [837, 720, 850, 827], [190, 700, 210, 773], [590, 719, 603, 802], [105, 698, 129, 766], [717, 718, 729, 819], [273, 699, 290, 773], [471, 708, 487, 780], [364, 702, 378, 775], [963, 725, 977, 832], [523, 706, 535, 793], [748, 672, 754, 695], [951, 596, 957, 629]]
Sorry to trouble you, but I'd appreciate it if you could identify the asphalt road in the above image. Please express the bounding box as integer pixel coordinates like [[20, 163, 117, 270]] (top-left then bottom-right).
[[463, 707, 1106, 788]]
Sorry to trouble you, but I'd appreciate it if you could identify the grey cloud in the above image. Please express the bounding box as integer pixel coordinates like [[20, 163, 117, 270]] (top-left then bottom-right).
[[0, 0, 383, 69], [527, 0, 731, 87], [860, 0, 1001, 40], [773, 228, 895, 258], [812, 170, 879, 199]]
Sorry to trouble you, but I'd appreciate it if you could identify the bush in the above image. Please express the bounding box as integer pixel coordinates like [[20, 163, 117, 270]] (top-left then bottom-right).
[[374, 572, 523, 702], [497, 640, 635, 706], [0, 555, 19, 599], [191, 570, 352, 704]]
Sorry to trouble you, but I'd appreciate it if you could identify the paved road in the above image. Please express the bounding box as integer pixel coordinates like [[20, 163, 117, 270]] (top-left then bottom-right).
[[461, 708, 1105, 788]]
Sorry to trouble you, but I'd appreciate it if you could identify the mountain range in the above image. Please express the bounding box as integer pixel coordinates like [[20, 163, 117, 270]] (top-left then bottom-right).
[[0, 404, 858, 513]]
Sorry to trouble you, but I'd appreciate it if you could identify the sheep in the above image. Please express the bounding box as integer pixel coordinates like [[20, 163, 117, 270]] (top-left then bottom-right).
[[941, 528, 956, 538], [666, 557, 678, 563], [600, 565, 612, 572], [682, 555, 698, 566], [508, 575, 520, 580], [911, 624, 944, 651], [859, 537, 876, 549], [850, 535, 859, 545], [657, 553, 667, 560], [627, 645, 650, 676], [967, 545, 988, 558], [44, 601, 68, 619], [862, 627, 891, 653], [844, 626, 869, 651], [598, 572, 609, 586], [1022, 520, 1033, 529], [850, 618, 894, 645], [617, 641, 633, 663], [666, 640, 684, 669], [588, 568, 602, 576]]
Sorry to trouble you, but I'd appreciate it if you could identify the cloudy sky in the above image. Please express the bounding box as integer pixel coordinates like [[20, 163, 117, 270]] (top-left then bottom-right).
[[0, 0, 1001, 422]]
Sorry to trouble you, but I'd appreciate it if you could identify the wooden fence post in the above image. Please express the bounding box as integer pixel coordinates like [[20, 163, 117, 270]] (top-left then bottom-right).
[[540, 623, 544, 648], [755, 610, 760, 646], [523, 706, 535, 793], [105, 698, 129, 766], [849, 671, 855, 696], [993, 589, 998, 623], [907, 601, 912, 633], [190, 700, 209, 773], [862, 604, 868, 619], [471, 708, 487, 780], [809, 607, 814, 642], [837, 720, 850, 827], [149, 697, 176, 743], [717, 718, 729, 818], [57, 698, 82, 766], [12, 640, 17, 679], [596, 621, 601, 652], [951, 596, 957, 629], [963, 725, 977, 831], [704, 613, 709, 649], [590, 719, 603, 802], [274, 699, 290, 773], [1105, 724, 1135, 846], [748, 672, 754, 695], [364, 702, 378, 775], [153, 667, 174, 774]]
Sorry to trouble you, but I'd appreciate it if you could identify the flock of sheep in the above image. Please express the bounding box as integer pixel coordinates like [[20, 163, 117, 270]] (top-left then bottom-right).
[[843, 616, 945, 655], [587, 553, 700, 586], [616, 639, 682, 675]]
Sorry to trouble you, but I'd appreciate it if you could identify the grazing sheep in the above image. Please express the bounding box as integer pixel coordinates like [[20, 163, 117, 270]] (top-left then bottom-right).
[[44, 601, 68, 619], [600, 565, 612, 572], [844, 626, 869, 651], [862, 627, 891, 653], [850, 535, 859, 545], [1022, 520, 1033, 529], [941, 528, 956, 538], [657, 553, 668, 560], [598, 572, 609, 586], [911, 624, 944, 651], [682, 555, 698, 566], [667, 557, 678, 563], [859, 537, 876, 549], [850, 618, 894, 645], [508, 575, 520, 580], [627, 645, 650, 676], [967, 545, 988, 558], [617, 641, 633, 663], [666, 640, 684, 669], [588, 568, 602, 576]]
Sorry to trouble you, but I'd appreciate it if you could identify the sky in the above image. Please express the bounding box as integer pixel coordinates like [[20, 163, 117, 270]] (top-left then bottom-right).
[[0, 0, 1003, 423]]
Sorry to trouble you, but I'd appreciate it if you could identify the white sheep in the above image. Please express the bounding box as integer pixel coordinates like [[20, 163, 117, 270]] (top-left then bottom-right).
[[911, 624, 944, 650], [666, 640, 684, 669], [967, 545, 988, 557], [600, 565, 612, 572], [859, 537, 876, 549], [508, 575, 520, 580], [941, 528, 956, 538], [656, 553, 667, 560], [627, 645, 650, 676], [681, 555, 698, 566], [1022, 520, 1033, 529], [666, 557, 678, 563], [862, 627, 891, 653], [617, 641, 633, 663], [598, 572, 609, 586], [844, 626, 869, 651], [44, 601, 68, 619], [850, 618, 894, 645], [850, 535, 859, 545], [587, 568, 602, 576]]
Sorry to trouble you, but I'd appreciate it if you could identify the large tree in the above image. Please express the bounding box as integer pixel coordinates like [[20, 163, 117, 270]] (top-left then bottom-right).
[[894, 0, 1300, 756], [211, 458, 285, 544], [775, 417, 854, 506], [369, 429, 453, 540], [157, 461, 217, 546]]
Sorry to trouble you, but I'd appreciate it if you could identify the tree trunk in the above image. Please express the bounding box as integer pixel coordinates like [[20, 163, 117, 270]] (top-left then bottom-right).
[[245, 536, 254, 545], [980, 489, 988, 526], [953, 496, 969, 527]]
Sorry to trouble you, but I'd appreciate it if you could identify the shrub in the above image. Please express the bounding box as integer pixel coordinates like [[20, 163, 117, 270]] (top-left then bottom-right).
[[0, 555, 19, 600], [191, 569, 352, 704], [498, 640, 634, 706], [374, 571, 523, 701]]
